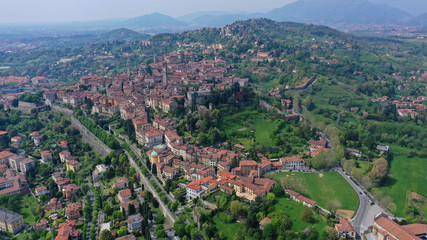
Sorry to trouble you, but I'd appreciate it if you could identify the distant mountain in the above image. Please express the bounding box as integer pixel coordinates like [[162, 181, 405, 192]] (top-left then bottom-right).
[[189, 13, 261, 27], [177, 11, 230, 23], [369, 0, 427, 16], [101, 28, 150, 41], [121, 12, 188, 28], [266, 0, 412, 25], [409, 12, 427, 26]]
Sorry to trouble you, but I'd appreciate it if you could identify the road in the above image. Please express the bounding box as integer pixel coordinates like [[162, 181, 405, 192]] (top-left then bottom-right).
[[112, 129, 175, 203], [337, 168, 386, 238]]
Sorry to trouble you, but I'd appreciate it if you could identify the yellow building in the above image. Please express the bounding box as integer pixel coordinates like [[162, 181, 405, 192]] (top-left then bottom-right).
[[66, 159, 81, 172], [0, 208, 25, 234]]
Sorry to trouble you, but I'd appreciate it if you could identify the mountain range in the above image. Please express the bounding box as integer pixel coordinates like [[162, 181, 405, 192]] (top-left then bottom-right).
[[118, 0, 425, 30]]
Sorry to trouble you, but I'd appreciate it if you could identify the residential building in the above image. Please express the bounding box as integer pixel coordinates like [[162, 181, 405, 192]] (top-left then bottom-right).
[[120, 200, 140, 216], [280, 155, 307, 171], [65, 202, 82, 219], [335, 218, 356, 239], [45, 198, 62, 211], [0, 207, 25, 234], [65, 159, 81, 172], [113, 178, 129, 190], [62, 183, 79, 199], [118, 189, 132, 203], [35, 186, 50, 197], [31, 219, 48, 231], [259, 217, 271, 230], [0, 170, 29, 196], [143, 127, 163, 147], [55, 220, 79, 240], [59, 151, 71, 163], [127, 214, 143, 231], [93, 164, 108, 182], [40, 150, 53, 163], [347, 148, 362, 158], [372, 213, 427, 240], [19, 159, 35, 173], [232, 160, 258, 177], [0, 151, 15, 165], [186, 176, 218, 200], [8, 155, 25, 172], [286, 189, 317, 208]]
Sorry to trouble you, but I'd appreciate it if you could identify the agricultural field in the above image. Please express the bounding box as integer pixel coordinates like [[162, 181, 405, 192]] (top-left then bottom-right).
[[377, 145, 427, 217], [267, 171, 359, 214]]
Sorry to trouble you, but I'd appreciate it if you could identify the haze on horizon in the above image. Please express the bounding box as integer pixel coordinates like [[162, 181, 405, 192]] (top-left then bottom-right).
[[0, 0, 295, 24]]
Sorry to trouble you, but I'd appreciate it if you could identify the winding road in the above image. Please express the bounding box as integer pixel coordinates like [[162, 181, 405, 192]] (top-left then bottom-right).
[[337, 168, 386, 238]]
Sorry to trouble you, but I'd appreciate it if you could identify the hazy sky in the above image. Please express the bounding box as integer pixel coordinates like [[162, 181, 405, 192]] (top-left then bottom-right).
[[0, 0, 296, 24]]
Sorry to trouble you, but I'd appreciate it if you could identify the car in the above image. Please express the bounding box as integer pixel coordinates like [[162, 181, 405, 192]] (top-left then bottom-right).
[[359, 192, 362, 195]]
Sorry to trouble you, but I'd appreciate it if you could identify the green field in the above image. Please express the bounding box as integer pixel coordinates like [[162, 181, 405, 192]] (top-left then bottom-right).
[[267, 171, 359, 212], [219, 110, 276, 148], [378, 145, 427, 217], [273, 197, 328, 232]]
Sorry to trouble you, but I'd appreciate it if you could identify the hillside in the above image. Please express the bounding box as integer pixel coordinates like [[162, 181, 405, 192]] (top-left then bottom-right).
[[121, 12, 188, 28], [100, 28, 150, 42], [409, 12, 427, 26]]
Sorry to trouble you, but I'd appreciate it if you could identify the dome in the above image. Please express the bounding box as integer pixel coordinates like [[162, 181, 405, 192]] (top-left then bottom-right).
[[151, 151, 158, 156]]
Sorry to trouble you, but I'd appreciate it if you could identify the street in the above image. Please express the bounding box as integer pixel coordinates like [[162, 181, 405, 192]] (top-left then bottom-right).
[[337, 168, 386, 238]]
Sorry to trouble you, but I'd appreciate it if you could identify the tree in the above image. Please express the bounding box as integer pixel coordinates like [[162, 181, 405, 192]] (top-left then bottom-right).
[[229, 200, 243, 216], [99, 229, 114, 240], [271, 184, 284, 197], [263, 223, 276, 240], [368, 157, 388, 180], [152, 163, 157, 175], [128, 203, 136, 215], [301, 207, 314, 223], [267, 192, 275, 201]]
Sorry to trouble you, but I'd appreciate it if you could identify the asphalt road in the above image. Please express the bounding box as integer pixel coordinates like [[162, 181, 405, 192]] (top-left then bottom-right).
[[337, 168, 386, 238]]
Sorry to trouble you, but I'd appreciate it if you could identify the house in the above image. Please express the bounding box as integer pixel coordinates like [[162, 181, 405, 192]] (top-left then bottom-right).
[[232, 160, 258, 177], [33, 136, 42, 146], [8, 155, 25, 172], [62, 183, 79, 199], [376, 145, 389, 154], [397, 109, 418, 119], [127, 214, 143, 231], [0, 170, 29, 196], [143, 127, 163, 147], [45, 198, 62, 211], [308, 138, 327, 148], [286, 189, 317, 208], [113, 178, 129, 190], [55, 220, 79, 240], [59, 151, 71, 163], [56, 177, 70, 191], [259, 217, 271, 230], [35, 186, 50, 197], [40, 150, 53, 163], [118, 189, 132, 203], [65, 159, 81, 172], [186, 176, 218, 200], [32, 219, 48, 231], [233, 178, 275, 201], [335, 218, 356, 239], [65, 202, 82, 219], [346, 148, 362, 158], [116, 234, 137, 240], [93, 164, 108, 182], [280, 155, 307, 171], [60, 141, 68, 149], [372, 213, 427, 240], [0, 207, 25, 234], [0, 151, 15, 165], [11, 136, 22, 143], [120, 200, 140, 216], [19, 159, 35, 173]]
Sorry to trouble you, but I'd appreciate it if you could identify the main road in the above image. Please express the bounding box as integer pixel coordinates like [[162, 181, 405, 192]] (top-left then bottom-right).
[[337, 168, 387, 238]]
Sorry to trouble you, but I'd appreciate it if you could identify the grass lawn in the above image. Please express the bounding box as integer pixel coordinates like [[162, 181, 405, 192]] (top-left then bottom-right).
[[19, 194, 39, 223], [219, 109, 276, 147], [213, 212, 245, 240], [267, 171, 359, 212], [377, 145, 427, 217], [273, 197, 328, 232]]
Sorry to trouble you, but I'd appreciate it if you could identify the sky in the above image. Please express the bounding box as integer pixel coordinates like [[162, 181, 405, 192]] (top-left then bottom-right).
[[0, 0, 296, 24]]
